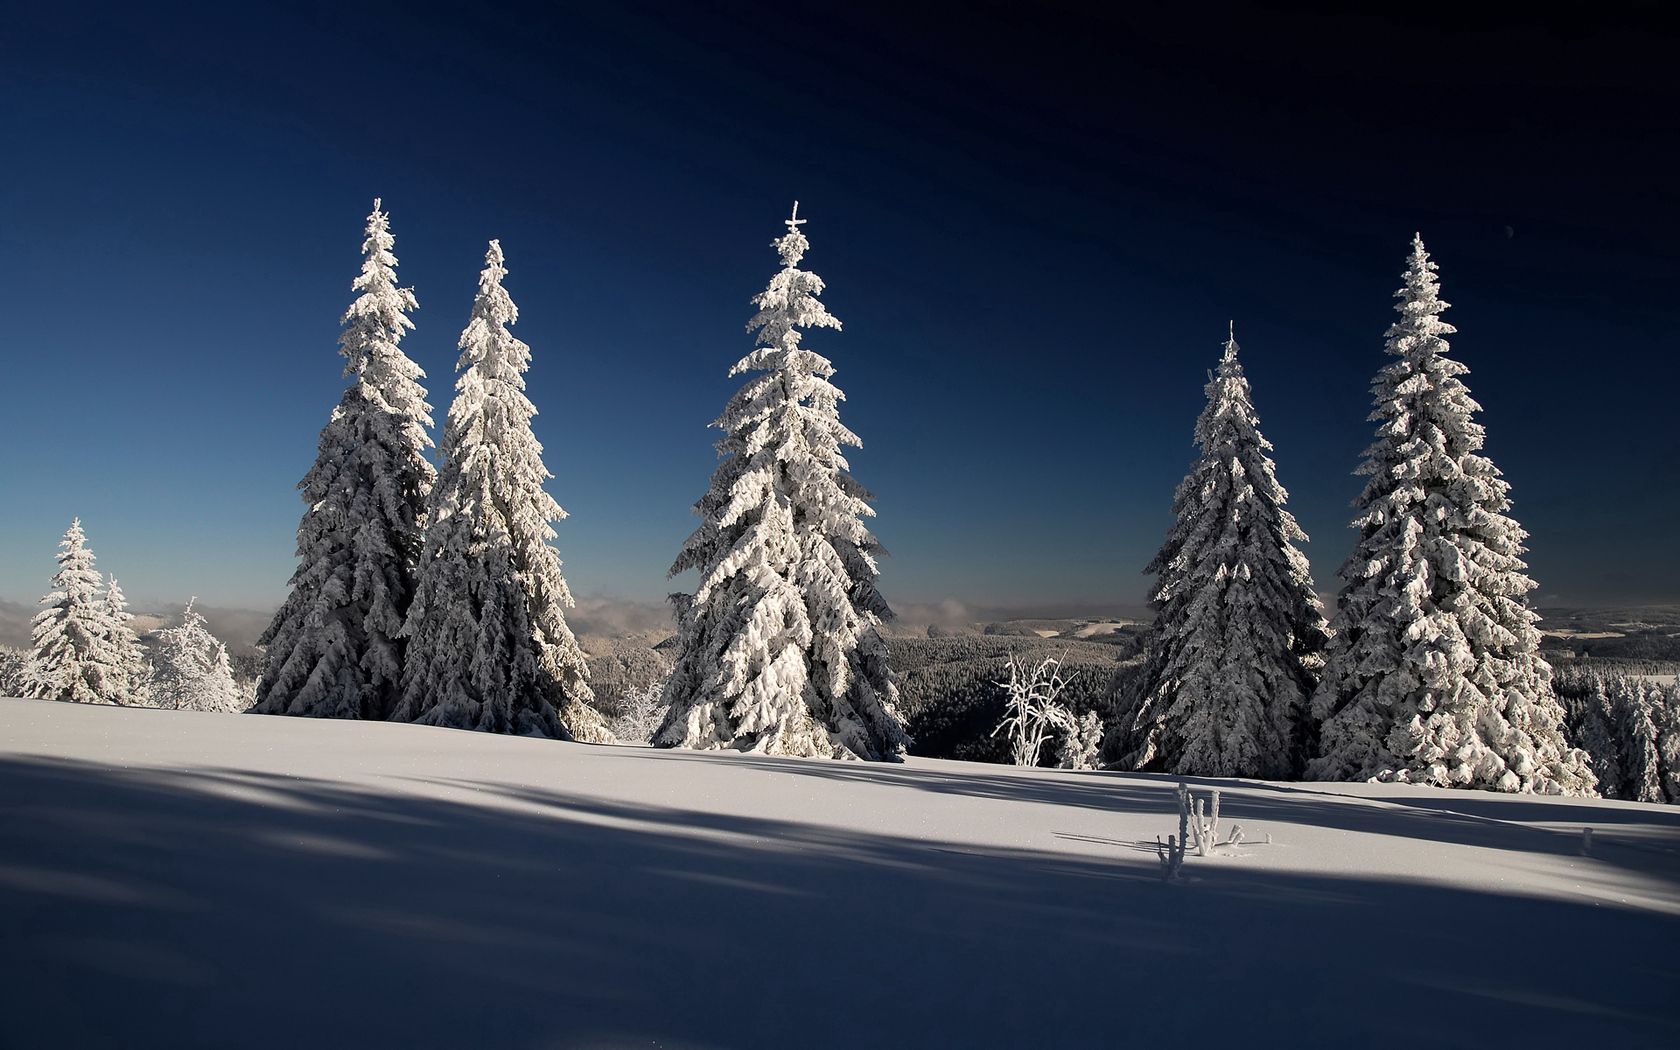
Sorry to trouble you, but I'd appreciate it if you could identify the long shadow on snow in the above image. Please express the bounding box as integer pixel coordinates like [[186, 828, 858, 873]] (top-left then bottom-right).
[[640, 749, 1680, 884], [1, 753, 1676, 1050]]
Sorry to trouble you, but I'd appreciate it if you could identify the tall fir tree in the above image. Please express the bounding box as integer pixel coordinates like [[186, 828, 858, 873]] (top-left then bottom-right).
[[1309, 236, 1593, 794], [254, 199, 435, 721], [101, 576, 153, 707], [23, 520, 130, 705], [150, 599, 247, 713], [656, 204, 908, 760], [395, 240, 607, 741], [1111, 328, 1328, 778]]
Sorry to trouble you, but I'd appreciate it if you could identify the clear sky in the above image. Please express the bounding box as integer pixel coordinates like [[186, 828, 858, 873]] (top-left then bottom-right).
[[2, 3, 1676, 622]]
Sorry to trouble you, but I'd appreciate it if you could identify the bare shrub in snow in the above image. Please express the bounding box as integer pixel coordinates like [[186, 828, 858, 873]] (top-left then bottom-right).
[[1160, 782, 1247, 871], [1157, 795, 1190, 880], [991, 653, 1080, 767]]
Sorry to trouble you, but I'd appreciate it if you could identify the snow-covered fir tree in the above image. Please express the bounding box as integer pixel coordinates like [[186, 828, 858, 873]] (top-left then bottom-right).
[[1659, 682, 1680, 805], [1564, 673, 1623, 797], [1112, 328, 1328, 779], [22, 520, 131, 705], [1309, 236, 1593, 794], [149, 599, 247, 713], [0, 647, 27, 697], [101, 576, 153, 707], [1608, 675, 1664, 803], [656, 204, 908, 761], [395, 240, 608, 741], [254, 199, 435, 722]]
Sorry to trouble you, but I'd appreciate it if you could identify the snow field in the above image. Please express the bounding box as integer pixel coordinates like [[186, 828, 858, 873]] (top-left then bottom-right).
[[3, 698, 1677, 1049]]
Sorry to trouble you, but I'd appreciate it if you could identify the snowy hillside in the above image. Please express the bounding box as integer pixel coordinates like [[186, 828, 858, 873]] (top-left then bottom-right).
[[3, 698, 1678, 1049]]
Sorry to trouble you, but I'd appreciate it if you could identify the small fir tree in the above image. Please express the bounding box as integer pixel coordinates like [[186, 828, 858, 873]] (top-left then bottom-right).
[[150, 599, 247, 712], [395, 240, 607, 741], [101, 576, 153, 706], [254, 199, 435, 721], [23, 520, 128, 705], [1658, 682, 1680, 805], [0, 647, 27, 696], [1564, 673, 1623, 797], [1609, 675, 1664, 803], [1113, 328, 1328, 779], [1309, 236, 1593, 794], [656, 204, 908, 760]]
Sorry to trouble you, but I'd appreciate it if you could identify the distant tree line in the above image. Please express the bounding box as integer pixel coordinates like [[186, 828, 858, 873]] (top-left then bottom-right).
[[1556, 667, 1680, 804]]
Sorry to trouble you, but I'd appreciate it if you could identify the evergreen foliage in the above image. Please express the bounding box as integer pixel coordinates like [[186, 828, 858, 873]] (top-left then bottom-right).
[[255, 199, 435, 721], [1113, 329, 1328, 778], [101, 577, 153, 707], [656, 205, 907, 760], [149, 599, 248, 713], [23, 520, 134, 705], [1309, 237, 1592, 794], [396, 240, 606, 741]]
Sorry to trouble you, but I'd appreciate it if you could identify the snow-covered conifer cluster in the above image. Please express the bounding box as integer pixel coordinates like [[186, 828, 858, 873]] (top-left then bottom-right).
[[1102, 236, 1599, 796], [149, 599, 249, 713], [656, 205, 908, 761], [1307, 237, 1591, 794], [1560, 671, 1680, 803], [22, 520, 151, 706], [1113, 328, 1328, 779], [241, 203, 605, 741]]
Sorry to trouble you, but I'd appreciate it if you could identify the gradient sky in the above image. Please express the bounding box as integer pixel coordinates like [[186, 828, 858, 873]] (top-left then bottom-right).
[[2, 2, 1676, 621]]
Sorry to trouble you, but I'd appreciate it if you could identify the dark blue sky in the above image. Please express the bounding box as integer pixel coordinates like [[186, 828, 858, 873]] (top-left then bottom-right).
[[2, 2, 1676, 619]]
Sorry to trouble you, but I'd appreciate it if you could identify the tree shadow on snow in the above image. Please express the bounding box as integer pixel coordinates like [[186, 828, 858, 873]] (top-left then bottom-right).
[[682, 752, 1680, 888], [1, 753, 1677, 1050]]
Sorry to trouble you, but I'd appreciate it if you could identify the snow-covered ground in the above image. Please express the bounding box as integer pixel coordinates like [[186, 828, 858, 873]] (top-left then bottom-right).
[[1069, 620, 1134, 638], [3, 698, 1678, 1049]]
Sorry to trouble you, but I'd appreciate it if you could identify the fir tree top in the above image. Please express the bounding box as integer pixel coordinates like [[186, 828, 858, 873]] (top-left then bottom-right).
[[1362, 234, 1489, 491], [445, 239, 566, 542], [733, 201, 843, 378], [32, 518, 104, 643], [341, 199, 432, 427]]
